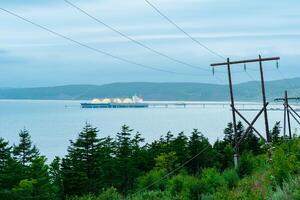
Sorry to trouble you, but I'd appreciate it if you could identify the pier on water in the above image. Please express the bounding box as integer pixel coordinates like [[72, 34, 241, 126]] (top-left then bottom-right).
[[145, 101, 300, 111], [72, 101, 300, 111]]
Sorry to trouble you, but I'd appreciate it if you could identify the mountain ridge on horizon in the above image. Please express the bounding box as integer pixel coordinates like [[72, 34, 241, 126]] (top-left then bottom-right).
[[1, 77, 300, 101]]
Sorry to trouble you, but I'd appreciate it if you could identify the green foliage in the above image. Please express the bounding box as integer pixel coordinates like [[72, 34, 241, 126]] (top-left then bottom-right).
[[213, 140, 234, 170], [114, 125, 145, 194], [188, 129, 215, 174], [3, 122, 300, 200], [271, 122, 281, 143], [97, 187, 121, 200], [11, 179, 37, 200], [135, 169, 167, 191], [128, 190, 172, 200], [237, 152, 256, 177], [13, 128, 39, 166], [0, 138, 11, 168], [49, 156, 63, 199], [222, 169, 239, 189], [62, 123, 103, 196], [67, 188, 121, 200], [167, 172, 202, 200], [154, 152, 177, 172], [199, 168, 226, 195], [271, 141, 300, 185], [271, 176, 300, 200]]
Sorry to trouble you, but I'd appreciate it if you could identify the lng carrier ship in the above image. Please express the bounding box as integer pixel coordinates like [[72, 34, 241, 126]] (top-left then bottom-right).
[[81, 95, 148, 108]]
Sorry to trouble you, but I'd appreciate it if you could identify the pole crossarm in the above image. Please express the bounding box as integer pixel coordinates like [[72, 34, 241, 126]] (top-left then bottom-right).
[[210, 55, 277, 167], [274, 97, 300, 102], [211, 57, 280, 67], [278, 91, 300, 139]]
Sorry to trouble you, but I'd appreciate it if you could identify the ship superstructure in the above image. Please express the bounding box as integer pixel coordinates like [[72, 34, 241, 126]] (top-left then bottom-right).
[[81, 95, 148, 108]]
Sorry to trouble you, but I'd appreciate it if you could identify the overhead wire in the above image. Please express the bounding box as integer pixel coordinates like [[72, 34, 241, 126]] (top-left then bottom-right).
[[0, 7, 210, 77], [134, 144, 210, 194], [144, 0, 226, 61], [63, 0, 212, 72], [143, 0, 255, 85], [276, 67, 294, 89]]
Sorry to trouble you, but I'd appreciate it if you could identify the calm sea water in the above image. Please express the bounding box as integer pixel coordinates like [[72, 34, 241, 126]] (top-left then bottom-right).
[[0, 100, 297, 161]]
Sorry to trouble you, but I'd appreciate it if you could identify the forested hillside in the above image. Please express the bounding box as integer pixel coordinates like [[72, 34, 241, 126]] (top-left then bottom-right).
[[1, 78, 300, 101], [1, 122, 300, 199]]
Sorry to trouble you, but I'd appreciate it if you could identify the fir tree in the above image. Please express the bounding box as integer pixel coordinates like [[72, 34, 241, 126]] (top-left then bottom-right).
[[0, 138, 11, 170], [114, 125, 138, 194], [13, 129, 39, 166], [271, 121, 281, 143], [187, 129, 214, 174], [49, 157, 63, 200], [171, 132, 188, 165], [62, 123, 101, 196]]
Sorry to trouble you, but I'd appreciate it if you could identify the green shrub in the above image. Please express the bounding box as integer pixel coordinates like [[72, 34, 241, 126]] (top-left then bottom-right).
[[270, 176, 300, 200], [167, 173, 202, 200], [222, 169, 239, 189], [67, 188, 121, 200], [237, 152, 256, 177], [272, 147, 300, 185], [67, 194, 95, 200], [235, 169, 272, 200], [128, 190, 172, 200], [135, 169, 167, 191], [97, 187, 121, 200], [199, 168, 226, 195]]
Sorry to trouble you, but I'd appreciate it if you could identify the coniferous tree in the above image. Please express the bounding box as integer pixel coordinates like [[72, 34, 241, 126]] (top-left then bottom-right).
[[271, 121, 281, 143], [49, 157, 63, 200], [1, 131, 54, 200], [131, 132, 149, 172], [0, 138, 11, 170], [0, 138, 14, 194], [98, 136, 116, 188], [187, 129, 214, 174], [241, 129, 261, 155], [62, 123, 102, 196], [224, 121, 244, 148], [10, 129, 40, 193], [171, 132, 188, 165], [29, 156, 54, 200], [213, 140, 234, 170], [114, 125, 143, 194], [13, 129, 39, 166], [224, 121, 261, 155]]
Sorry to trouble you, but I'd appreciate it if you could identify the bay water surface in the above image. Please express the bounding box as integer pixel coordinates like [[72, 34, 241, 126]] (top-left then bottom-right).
[[0, 100, 297, 161]]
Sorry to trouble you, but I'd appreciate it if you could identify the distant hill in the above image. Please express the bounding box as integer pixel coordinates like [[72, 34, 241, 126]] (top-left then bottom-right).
[[1, 78, 300, 101]]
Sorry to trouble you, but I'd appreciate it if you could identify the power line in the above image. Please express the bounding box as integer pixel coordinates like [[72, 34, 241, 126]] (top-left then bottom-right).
[[143, 0, 278, 81], [134, 144, 210, 194], [142, 0, 250, 80], [63, 0, 212, 72], [0, 7, 209, 77], [277, 68, 294, 88], [144, 0, 226, 60]]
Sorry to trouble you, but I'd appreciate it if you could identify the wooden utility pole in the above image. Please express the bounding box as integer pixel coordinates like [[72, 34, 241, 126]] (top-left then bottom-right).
[[259, 55, 271, 142], [226, 58, 239, 167], [211, 55, 280, 168], [274, 90, 300, 139]]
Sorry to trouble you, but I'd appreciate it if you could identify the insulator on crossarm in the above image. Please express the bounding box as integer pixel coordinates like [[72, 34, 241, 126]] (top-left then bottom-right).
[[212, 67, 215, 75], [276, 61, 279, 69], [244, 63, 247, 72]]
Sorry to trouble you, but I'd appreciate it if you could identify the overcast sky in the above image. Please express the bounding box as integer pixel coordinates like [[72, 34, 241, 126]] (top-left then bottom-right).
[[0, 0, 299, 87]]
